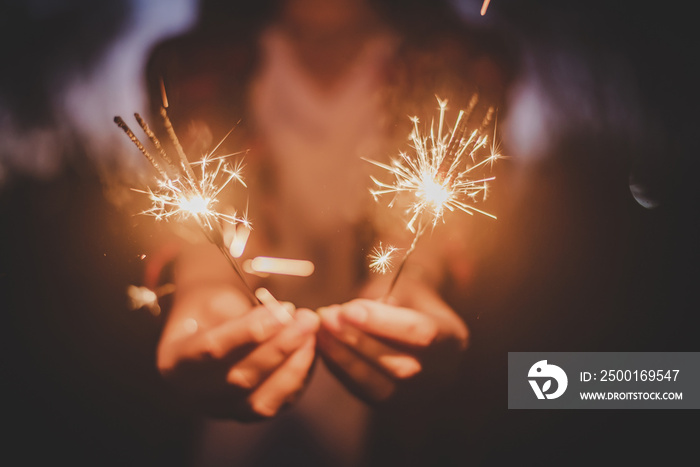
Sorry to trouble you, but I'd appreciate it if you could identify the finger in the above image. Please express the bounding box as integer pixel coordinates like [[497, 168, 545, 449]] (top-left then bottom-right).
[[280, 301, 296, 316], [226, 309, 319, 389], [159, 306, 284, 373], [246, 336, 316, 418], [320, 306, 421, 379], [338, 299, 439, 347], [317, 329, 395, 402]]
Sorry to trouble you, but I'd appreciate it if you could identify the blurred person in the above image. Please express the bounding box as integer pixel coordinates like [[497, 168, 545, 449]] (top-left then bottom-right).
[[146, 0, 509, 465], [145, 1, 700, 466], [1, 0, 696, 465]]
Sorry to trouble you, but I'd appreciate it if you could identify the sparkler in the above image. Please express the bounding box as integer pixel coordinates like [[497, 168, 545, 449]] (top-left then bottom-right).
[[115, 99, 261, 305], [366, 95, 502, 298]]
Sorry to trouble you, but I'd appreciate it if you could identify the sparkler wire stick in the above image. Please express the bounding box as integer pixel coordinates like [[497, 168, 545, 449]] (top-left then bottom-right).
[[114, 116, 169, 179], [159, 106, 198, 182], [200, 218, 261, 305], [382, 219, 427, 301], [134, 113, 174, 166]]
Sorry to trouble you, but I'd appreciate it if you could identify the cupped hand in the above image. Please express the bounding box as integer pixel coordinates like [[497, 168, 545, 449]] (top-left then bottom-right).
[[316, 281, 468, 404], [157, 284, 319, 420]]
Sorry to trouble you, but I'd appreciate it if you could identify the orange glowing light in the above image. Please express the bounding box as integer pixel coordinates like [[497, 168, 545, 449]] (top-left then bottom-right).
[[250, 257, 315, 277], [255, 287, 293, 323]]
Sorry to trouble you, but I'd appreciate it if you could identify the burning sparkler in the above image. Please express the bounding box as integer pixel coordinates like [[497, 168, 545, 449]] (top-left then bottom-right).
[[114, 96, 261, 305], [367, 95, 502, 298]]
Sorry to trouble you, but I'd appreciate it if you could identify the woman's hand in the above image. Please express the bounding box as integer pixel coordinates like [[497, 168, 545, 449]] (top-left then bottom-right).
[[316, 280, 468, 404], [157, 284, 319, 420]]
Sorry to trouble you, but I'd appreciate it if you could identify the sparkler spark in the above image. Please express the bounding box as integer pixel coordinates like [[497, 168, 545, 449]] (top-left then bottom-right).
[[132, 152, 251, 231], [366, 96, 499, 233], [367, 95, 502, 297], [368, 243, 398, 275]]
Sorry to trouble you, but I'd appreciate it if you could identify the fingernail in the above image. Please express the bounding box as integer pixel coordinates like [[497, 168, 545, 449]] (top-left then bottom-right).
[[338, 321, 360, 345], [386, 356, 422, 379], [385, 296, 399, 306], [341, 303, 368, 325], [260, 312, 284, 332], [295, 309, 320, 333], [281, 301, 296, 316], [318, 305, 341, 333], [228, 368, 254, 389], [317, 304, 340, 314]]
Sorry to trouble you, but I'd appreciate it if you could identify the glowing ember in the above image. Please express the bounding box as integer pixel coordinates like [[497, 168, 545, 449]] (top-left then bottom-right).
[[250, 257, 315, 277], [418, 174, 451, 209], [179, 195, 210, 215], [228, 223, 251, 258], [127, 283, 176, 316], [132, 151, 250, 231]]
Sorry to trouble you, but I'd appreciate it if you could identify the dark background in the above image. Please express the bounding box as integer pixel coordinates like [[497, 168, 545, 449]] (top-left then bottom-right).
[[1, 0, 698, 465]]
